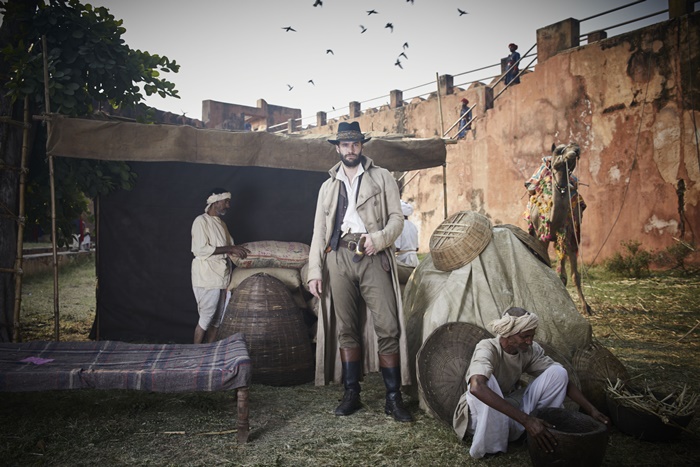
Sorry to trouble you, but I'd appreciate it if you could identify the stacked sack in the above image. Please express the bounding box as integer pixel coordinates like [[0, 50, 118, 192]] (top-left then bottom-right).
[[228, 240, 318, 341]]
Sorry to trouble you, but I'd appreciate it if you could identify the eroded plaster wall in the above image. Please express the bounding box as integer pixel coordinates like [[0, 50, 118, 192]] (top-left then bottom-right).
[[303, 13, 700, 264]]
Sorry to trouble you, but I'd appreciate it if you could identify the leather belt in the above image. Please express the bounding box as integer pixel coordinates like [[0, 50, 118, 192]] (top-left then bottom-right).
[[327, 234, 366, 262]]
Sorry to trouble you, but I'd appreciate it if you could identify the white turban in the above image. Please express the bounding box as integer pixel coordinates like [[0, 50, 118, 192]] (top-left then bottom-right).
[[205, 192, 231, 213], [489, 311, 539, 337], [401, 200, 414, 217]]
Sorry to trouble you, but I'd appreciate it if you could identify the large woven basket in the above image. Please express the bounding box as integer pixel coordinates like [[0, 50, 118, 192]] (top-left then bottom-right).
[[416, 322, 494, 426], [573, 341, 630, 414], [498, 223, 551, 267], [429, 211, 492, 272], [219, 273, 314, 386], [528, 407, 609, 467]]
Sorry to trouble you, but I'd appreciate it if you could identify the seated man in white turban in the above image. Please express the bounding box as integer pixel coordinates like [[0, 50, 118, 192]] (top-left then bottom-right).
[[453, 307, 609, 458]]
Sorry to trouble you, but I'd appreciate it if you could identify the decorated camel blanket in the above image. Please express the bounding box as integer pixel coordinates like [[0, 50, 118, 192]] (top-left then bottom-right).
[[0, 333, 251, 393], [524, 158, 586, 259]]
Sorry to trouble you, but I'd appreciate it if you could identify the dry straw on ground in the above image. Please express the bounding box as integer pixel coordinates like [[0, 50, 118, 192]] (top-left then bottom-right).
[[2, 259, 699, 466]]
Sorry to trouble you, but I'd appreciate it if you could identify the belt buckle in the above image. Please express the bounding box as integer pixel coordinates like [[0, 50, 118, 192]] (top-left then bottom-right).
[[352, 237, 366, 257]]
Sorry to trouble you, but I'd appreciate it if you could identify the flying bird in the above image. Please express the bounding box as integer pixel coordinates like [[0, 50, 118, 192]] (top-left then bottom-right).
[[458, 9, 468, 16], [313, 0, 322, 6], [385, 23, 394, 33], [326, 49, 334, 54], [282, 26, 297, 32], [394, 59, 403, 69], [367, 9, 378, 15], [360, 25, 367, 33], [308, 80, 315, 86], [399, 52, 408, 59], [403, 42, 409, 49], [287, 84, 294, 91]]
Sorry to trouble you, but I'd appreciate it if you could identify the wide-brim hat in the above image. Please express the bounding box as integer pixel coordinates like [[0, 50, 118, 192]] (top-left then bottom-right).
[[327, 121, 371, 144], [509, 43, 518, 50]]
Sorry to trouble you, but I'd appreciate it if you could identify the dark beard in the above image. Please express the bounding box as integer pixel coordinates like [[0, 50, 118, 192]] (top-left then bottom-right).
[[341, 154, 364, 167]]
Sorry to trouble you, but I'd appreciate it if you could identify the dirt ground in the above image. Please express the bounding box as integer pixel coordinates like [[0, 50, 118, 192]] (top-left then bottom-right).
[[2, 261, 699, 466]]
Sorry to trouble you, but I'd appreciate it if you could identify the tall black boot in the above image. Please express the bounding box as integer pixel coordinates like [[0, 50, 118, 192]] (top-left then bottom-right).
[[379, 353, 413, 422], [335, 347, 362, 416]]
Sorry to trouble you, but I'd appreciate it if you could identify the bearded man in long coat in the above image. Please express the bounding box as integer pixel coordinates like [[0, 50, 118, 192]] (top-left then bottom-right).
[[307, 121, 412, 422]]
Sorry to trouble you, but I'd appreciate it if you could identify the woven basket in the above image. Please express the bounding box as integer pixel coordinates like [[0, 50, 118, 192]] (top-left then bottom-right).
[[416, 322, 494, 426], [606, 389, 694, 441], [573, 341, 630, 414], [219, 273, 314, 386], [498, 223, 551, 267], [528, 407, 609, 467], [429, 211, 493, 272]]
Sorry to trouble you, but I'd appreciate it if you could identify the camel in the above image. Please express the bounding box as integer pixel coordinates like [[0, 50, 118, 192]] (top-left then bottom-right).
[[525, 143, 592, 315]]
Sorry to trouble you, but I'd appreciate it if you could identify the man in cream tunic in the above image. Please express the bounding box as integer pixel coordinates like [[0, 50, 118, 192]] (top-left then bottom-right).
[[191, 188, 249, 344]]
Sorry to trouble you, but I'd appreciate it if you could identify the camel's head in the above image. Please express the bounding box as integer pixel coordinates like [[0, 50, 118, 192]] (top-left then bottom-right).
[[551, 143, 580, 173]]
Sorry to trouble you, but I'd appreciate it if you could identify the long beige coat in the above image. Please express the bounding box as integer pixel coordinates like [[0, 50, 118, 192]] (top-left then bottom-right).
[[308, 156, 411, 386]]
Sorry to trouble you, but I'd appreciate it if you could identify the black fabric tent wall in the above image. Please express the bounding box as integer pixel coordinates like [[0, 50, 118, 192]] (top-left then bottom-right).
[[46, 117, 446, 343], [95, 161, 327, 343]]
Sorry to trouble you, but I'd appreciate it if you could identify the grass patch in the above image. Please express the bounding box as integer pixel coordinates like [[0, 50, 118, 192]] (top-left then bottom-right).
[[4, 261, 700, 466]]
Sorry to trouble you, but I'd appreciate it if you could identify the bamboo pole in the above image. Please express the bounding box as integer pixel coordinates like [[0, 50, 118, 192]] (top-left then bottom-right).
[[94, 196, 100, 341], [11, 96, 30, 342], [41, 35, 59, 341], [435, 72, 447, 220]]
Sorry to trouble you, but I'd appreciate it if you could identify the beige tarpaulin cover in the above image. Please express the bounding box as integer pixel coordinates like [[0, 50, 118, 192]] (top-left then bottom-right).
[[46, 116, 446, 172], [404, 226, 592, 400]]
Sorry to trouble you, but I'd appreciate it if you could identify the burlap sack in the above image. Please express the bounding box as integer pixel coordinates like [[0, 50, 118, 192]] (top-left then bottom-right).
[[230, 241, 309, 269]]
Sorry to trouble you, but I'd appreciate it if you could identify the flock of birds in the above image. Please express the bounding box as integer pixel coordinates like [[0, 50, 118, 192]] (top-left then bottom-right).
[[281, 1, 469, 92]]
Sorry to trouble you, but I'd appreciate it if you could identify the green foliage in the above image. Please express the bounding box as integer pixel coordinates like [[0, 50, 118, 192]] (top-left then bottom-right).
[[654, 240, 696, 271], [605, 240, 653, 278], [1, 0, 174, 245], [1, 0, 179, 115], [24, 154, 136, 246]]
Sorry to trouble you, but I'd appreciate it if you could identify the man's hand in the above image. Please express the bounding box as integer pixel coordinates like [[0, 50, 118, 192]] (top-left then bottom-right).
[[229, 245, 250, 259], [587, 407, 610, 427], [523, 414, 558, 453], [360, 234, 377, 255], [309, 279, 322, 299]]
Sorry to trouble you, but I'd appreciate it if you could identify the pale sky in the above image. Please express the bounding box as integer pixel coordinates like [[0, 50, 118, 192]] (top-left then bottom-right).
[[91, 0, 672, 125]]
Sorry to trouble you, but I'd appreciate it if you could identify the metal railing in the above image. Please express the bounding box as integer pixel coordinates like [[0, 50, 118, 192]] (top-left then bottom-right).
[[271, 0, 673, 134]]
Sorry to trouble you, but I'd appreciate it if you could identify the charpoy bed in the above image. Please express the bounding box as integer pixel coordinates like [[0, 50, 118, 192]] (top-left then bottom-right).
[[0, 333, 251, 443]]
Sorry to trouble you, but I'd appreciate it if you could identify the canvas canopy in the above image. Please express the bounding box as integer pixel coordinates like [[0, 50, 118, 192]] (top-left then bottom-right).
[[45, 117, 446, 343], [47, 116, 446, 172]]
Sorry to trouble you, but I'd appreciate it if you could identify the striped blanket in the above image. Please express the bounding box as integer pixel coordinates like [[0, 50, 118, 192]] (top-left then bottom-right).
[[0, 333, 251, 393]]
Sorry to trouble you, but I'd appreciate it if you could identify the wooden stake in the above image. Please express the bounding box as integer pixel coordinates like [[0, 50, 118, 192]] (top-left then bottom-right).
[[435, 72, 447, 220], [12, 96, 30, 342], [42, 35, 60, 341]]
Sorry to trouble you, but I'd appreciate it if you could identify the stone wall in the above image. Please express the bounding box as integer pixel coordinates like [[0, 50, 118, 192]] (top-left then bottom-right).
[[301, 12, 700, 265]]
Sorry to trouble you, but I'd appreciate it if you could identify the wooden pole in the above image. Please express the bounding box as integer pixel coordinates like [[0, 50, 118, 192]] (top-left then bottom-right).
[[435, 72, 448, 220], [94, 196, 100, 341], [11, 96, 30, 342], [42, 35, 59, 342]]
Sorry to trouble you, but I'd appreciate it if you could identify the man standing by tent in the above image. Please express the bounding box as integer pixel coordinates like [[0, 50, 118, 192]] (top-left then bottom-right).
[[191, 188, 249, 344], [453, 307, 608, 458], [307, 121, 412, 422], [395, 200, 419, 267]]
